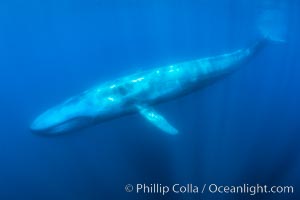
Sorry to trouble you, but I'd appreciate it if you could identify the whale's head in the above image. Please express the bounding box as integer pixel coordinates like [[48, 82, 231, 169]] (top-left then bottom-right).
[[30, 86, 129, 135], [30, 98, 96, 135]]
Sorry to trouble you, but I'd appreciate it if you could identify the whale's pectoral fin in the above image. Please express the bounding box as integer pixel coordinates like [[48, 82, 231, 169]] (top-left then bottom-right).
[[136, 105, 178, 135]]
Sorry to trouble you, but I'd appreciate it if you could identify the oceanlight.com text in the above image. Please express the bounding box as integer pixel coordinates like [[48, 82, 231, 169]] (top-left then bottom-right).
[[124, 183, 294, 196]]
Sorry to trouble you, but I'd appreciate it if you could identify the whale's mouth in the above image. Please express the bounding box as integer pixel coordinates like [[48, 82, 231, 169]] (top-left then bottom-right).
[[30, 115, 93, 135]]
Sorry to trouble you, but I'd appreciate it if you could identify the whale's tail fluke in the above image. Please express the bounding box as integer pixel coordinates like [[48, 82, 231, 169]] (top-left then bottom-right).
[[257, 1, 287, 43]]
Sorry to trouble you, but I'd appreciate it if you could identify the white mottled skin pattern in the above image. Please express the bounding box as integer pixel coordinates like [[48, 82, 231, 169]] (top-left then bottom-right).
[[31, 39, 265, 134]]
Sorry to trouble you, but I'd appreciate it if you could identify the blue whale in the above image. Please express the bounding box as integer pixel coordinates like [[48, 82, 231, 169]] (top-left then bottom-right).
[[31, 39, 267, 135]]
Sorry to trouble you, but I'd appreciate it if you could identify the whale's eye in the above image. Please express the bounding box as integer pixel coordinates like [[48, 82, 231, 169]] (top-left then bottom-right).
[[113, 83, 133, 96], [117, 85, 128, 95]]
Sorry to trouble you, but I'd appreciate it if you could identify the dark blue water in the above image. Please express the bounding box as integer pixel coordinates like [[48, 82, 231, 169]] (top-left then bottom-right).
[[0, 0, 299, 199]]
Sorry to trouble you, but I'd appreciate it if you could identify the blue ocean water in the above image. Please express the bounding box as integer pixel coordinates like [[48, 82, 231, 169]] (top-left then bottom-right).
[[0, 0, 299, 199]]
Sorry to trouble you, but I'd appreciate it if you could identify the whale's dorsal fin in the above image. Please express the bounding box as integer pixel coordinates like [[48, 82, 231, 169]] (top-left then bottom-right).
[[136, 105, 178, 135]]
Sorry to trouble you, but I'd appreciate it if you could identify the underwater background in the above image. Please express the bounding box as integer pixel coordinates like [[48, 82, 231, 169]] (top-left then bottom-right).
[[0, 0, 299, 199]]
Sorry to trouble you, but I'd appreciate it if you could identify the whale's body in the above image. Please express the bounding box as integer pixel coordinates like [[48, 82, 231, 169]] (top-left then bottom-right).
[[31, 39, 266, 135]]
